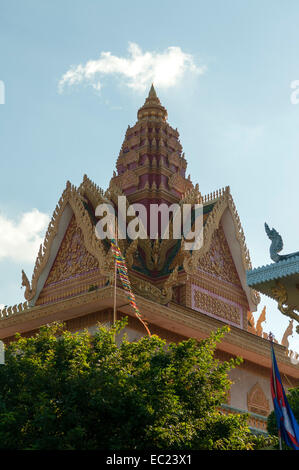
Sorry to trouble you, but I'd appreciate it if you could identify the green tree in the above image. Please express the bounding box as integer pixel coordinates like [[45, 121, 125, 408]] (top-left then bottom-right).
[[0, 319, 275, 450]]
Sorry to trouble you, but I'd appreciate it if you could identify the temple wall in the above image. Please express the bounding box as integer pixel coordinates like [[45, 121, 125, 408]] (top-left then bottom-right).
[[229, 367, 272, 416]]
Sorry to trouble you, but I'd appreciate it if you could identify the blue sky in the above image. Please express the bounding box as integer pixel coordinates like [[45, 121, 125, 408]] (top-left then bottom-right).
[[1, 0, 299, 351]]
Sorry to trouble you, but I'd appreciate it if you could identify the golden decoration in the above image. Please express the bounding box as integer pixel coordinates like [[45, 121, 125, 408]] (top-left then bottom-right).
[[45, 216, 99, 285], [21, 179, 110, 303], [181, 186, 260, 308], [256, 306, 266, 337], [271, 280, 299, 326], [281, 320, 293, 350], [168, 171, 193, 194], [199, 225, 241, 285], [130, 276, 171, 305], [130, 266, 179, 305], [21, 270, 33, 300], [193, 289, 240, 325], [247, 310, 257, 334], [125, 238, 139, 268], [120, 169, 139, 190]]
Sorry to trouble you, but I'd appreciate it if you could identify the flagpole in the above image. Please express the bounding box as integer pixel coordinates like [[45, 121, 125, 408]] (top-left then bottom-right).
[[113, 220, 118, 326], [269, 333, 282, 450]]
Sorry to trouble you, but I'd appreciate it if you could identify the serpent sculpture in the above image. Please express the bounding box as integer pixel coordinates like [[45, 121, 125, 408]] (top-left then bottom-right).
[[264, 223, 299, 262]]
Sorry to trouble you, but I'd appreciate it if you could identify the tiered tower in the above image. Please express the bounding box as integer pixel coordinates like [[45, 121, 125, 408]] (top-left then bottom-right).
[[1, 85, 298, 435], [110, 85, 194, 207]]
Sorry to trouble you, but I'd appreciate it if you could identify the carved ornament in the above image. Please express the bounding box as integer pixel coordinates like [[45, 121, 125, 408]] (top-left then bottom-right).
[[271, 280, 299, 331], [247, 383, 270, 416]]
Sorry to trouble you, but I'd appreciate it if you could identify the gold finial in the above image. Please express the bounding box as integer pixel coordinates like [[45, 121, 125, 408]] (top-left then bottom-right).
[[137, 84, 168, 122], [148, 83, 157, 99]]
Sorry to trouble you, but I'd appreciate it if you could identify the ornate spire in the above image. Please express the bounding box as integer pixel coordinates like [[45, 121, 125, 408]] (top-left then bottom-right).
[[148, 83, 157, 99], [110, 85, 194, 205], [137, 84, 168, 122]]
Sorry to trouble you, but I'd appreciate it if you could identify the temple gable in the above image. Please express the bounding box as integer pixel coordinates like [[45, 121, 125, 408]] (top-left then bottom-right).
[[199, 224, 242, 288], [35, 215, 102, 306], [190, 223, 250, 329], [45, 216, 99, 285]]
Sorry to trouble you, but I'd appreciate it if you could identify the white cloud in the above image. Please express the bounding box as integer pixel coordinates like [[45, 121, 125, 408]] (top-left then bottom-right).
[[58, 42, 206, 93], [0, 209, 50, 263]]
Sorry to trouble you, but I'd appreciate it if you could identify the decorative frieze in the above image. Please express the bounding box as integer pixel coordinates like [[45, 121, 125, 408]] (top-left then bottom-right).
[[192, 285, 242, 327]]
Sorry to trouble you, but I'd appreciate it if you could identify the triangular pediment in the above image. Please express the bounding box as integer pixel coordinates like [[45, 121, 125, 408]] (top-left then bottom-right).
[[45, 215, 99, 286], [181, 187, 260, 312], [198, 224, 243, 289], [21, 178, 112, 307], [35, 215, 102, 306]]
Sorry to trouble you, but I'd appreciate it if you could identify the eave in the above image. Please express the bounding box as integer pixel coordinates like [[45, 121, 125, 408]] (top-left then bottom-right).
[[0, 286, 298, 379], [247, 255, 299, 311]]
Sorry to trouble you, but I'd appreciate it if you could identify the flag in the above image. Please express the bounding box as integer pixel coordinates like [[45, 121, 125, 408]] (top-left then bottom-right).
[[270, 342, 299, 450], [110, 238, 151, 337]]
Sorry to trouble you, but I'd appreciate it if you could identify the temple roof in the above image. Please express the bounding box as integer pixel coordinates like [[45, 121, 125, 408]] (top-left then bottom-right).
[[16, 87, 260, 314], [247, 253, 299, 316], [247, 256, 299, 286], [17, 173, 259, 312]]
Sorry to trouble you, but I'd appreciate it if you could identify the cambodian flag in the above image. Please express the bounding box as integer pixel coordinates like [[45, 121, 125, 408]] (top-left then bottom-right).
[[271, 343, 299, 450]]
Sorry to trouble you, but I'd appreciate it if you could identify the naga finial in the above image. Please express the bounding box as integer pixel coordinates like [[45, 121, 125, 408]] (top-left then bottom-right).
[[281, 319, 293, 349], [265, 222, 299, 263], [21, 270, 34, 301]]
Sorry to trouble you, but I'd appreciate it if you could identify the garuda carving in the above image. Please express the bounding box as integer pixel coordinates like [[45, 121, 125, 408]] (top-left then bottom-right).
[[271, 280, 299, 332]]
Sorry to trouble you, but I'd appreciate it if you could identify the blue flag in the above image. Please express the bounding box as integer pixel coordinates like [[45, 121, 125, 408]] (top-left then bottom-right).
[[271, 343, 299, 450]]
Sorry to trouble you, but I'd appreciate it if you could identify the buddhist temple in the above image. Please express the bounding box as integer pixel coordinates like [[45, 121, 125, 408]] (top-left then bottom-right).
[[1, 85, 298, 434]]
